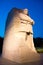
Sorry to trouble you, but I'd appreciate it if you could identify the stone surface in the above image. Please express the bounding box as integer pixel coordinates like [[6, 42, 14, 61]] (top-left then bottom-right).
[[0, 53, 43, 65], [2, 8, 40, 63]]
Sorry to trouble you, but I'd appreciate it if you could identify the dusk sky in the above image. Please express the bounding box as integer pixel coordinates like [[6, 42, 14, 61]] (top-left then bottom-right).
[[0, 0, 43, 38]]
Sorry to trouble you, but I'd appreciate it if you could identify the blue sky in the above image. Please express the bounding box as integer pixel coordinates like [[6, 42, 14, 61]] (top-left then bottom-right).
[[0, 0, 43, 38]]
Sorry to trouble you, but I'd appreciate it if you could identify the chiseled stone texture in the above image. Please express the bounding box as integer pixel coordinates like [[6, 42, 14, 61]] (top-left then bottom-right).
[[2, 8, 40, 63]]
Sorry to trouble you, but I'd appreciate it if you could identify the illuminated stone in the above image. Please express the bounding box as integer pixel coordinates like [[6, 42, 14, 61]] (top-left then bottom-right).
[[2, 8, 40, 63]]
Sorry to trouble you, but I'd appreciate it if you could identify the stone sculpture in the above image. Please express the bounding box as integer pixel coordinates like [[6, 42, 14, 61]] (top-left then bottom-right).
[[2, 8, 40, 63]]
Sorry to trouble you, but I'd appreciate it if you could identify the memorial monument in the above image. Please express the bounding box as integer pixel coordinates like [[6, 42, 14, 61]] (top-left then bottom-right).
[[2, 8, 40, 63]]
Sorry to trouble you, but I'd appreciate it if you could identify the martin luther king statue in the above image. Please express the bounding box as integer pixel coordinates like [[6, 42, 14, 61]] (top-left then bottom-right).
[[2, 8, 40, 63]]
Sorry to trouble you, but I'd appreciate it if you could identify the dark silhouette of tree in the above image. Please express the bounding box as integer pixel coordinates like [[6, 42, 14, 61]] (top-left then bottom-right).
[[33, 37, 43, 48], [0, 37, 3, 55]]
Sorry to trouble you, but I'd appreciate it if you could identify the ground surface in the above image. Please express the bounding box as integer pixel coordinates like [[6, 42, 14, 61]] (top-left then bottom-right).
[[0, 53, 43, 65], [36, 48, 43, 53]]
